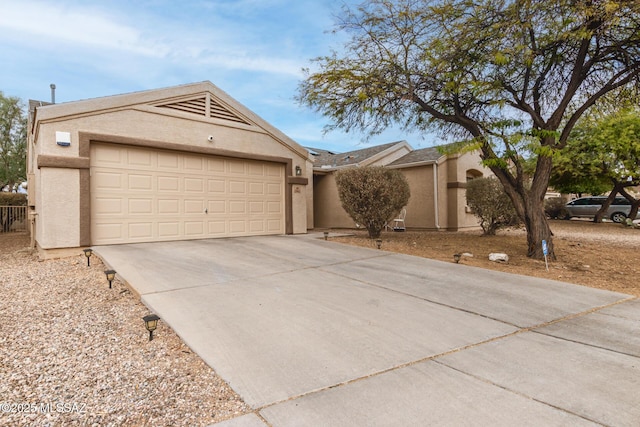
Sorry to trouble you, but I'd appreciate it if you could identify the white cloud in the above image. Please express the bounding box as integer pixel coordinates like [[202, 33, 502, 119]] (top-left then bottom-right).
[[0, 1, 169, 57], [0, 0, 314, 77]]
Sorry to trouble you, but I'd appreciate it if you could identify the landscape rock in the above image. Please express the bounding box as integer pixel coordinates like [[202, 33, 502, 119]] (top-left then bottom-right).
[[489, 252, 509, 263]]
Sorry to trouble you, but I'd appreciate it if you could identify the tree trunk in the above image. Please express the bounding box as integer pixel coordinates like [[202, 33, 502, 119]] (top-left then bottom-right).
[[523, 198, 555, 260], [489, 152, 555, 261], [594, 186, 619, 223]]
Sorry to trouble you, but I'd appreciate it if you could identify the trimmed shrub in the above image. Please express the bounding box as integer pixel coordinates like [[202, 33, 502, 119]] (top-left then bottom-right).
[[544, 197, 569, 219], [466, 177, 520, 235], [0, 192, 27, 206], [335, 166, 410, 239]]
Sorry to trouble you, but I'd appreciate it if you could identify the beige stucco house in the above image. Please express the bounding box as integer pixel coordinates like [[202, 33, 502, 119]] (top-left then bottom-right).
[[28, 82, 312, 257], [310, 141, 489, 231]]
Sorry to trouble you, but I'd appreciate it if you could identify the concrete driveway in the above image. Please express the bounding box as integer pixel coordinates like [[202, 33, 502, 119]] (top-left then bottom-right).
[[94, 234, 640, 426]]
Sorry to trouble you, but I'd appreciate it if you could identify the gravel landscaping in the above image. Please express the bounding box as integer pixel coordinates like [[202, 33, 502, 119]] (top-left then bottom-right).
[[0, 233, 249, 426]]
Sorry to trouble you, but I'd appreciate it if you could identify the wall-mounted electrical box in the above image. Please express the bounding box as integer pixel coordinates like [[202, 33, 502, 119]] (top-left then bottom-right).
[[56, 131, 71, 147]]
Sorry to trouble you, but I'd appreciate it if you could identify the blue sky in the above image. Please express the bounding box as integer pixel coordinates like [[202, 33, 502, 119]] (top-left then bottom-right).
[[0, 0, 433, 152]]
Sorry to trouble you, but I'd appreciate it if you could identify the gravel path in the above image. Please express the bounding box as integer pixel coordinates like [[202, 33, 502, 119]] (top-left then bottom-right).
[[0, 233, 249, 426]]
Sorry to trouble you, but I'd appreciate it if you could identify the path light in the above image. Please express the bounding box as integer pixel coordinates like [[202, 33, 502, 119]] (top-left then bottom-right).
[[376, 239, 382, 249], [143, 314, 160, 341], [104, 270, 116, 289], [453, 253, 461, 263], [324, 231, 329, 240], [83, 248, 93, 267]]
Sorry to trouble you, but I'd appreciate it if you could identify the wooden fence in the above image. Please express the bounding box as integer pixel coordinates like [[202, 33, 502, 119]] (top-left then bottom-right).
[[0, 206, 27, 233]]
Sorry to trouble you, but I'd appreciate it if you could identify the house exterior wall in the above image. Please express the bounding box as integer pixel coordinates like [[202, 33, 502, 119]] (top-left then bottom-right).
[[29, 85, 310, 253], [311, 149, 488, 232], [397, 166, 435, 229], [312, 173, 353, 228]]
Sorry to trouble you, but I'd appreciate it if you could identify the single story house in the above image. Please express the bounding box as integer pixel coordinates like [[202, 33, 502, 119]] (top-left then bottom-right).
[[309, 141, 489, 231], [28, 82, 311, 258]]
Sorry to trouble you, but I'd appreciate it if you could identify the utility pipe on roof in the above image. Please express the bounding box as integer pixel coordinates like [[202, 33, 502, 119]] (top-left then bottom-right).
[[433, 162, 440, 230]]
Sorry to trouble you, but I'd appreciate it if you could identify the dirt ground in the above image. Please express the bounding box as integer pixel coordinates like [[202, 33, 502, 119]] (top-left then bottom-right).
[[331, 219, 640, 297], [2, 221, 638, 299]]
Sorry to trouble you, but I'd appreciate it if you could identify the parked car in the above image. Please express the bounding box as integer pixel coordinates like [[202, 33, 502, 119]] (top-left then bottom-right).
[[565, 196, 639, 223]]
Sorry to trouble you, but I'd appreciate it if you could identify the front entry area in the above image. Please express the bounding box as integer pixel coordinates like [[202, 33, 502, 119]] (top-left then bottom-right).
[[90, 143, 285, 245]]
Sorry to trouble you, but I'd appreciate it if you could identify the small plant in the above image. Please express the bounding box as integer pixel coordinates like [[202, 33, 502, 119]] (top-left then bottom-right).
[[466, 177, 520, 235], [544, 197, 569, 219], [335, 166, 410, 239]]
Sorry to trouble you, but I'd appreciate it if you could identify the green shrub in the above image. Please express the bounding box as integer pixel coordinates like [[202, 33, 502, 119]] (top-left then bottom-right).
[[0, 192, 27, 206], [544, 197, 569, 219], [335, 166, 410, 239], [466, 177, 520, 235]]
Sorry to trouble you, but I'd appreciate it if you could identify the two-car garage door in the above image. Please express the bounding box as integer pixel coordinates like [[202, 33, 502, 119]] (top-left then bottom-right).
[[90, 143, 285, 245]]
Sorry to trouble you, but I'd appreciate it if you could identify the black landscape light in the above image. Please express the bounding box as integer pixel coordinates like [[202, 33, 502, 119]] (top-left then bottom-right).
[[83, 248, 93, 267], [104, 270, 116, 289], [453, 253, 462, 263], [376, 239, 382, 249], [324, 231, 329, 240], [143, 314, 160, 341]]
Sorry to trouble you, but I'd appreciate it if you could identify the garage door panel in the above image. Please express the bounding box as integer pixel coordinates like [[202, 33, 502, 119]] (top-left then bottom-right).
[[208, 179, 225, 192], [129, 199, 153, 214], [249, 201, 265, 213], [208, 221, 226, 234], [266, 182, 282, 195], [158, 199, 180, 214], [158, 176, 180, 191], [248, 163, 264, 176], [94, 223, 123, 240], [184, 221, 205, 235], [208, 158, 225, 172], [185, 200, 205, 214], [267, 201, 282, 213], [249, 182, 265, 194], [229, 181, 246, 194], [265, 164, 282, 177], [93, 171, 122, 189], [94, 145, 122, 164], [91, 143, 285, 245], [250, 220, 265, 232], [208, 200, 225, 213], [229, 221, 246, 233], [228, 160, 245, 174], [94, 197, 124, 215], [229, 200, 246, 213], [128, 174, 153, 191], [267, 219, 282, 232], [184, 156, 204, 171], [127, 149, 153, 168], [158, 222, 180, 237], [157, 152, 179, 170], [129, 222, 153, 239], [184, 177, 204, 192]]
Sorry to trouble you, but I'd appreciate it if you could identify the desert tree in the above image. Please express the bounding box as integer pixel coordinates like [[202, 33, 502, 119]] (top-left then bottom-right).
[[298, 0, 640, 259], [0, 92, 27, 192]]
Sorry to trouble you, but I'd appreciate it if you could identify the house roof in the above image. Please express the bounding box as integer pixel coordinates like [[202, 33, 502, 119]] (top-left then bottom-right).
[[387, 146, 444, 166], [308, 141, 446, 170], [307, 141, 409, 168], [30, 81, 310, 159]]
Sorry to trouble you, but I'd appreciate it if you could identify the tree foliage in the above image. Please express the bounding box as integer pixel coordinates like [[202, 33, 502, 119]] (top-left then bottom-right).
[[0, 92, 27, 191], [551, 108, 640, 221], [335, 166, 410, 239], [466, 177, 520, 235], [298, 0, 640, 259]]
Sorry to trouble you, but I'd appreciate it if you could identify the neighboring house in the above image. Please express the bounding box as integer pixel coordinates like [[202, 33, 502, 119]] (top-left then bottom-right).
[[309, 141, 488, 231], [27, 82, 311, 258]]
